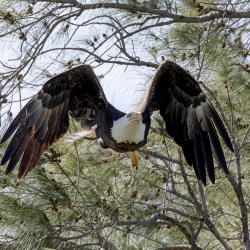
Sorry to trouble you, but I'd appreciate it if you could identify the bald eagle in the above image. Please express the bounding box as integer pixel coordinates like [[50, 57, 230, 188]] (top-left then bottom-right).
[[0, 61, 233, 185]]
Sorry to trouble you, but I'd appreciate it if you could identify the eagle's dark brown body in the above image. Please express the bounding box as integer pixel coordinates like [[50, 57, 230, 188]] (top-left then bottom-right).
[[96, 105, 151, 153]]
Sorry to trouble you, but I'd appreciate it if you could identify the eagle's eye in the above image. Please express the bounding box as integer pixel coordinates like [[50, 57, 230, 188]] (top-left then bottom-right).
[[127, 114, 131, 118]]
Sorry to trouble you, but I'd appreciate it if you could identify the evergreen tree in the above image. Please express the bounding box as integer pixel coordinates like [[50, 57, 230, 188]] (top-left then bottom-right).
[[0, 0, 250, 249]]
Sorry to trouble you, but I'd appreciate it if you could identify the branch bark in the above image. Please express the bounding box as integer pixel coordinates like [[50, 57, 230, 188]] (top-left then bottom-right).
[[20, 1, 250, 23]]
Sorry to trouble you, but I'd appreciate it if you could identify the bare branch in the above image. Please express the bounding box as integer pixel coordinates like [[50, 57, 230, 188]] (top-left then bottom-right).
[[18, 1, 250, 23]]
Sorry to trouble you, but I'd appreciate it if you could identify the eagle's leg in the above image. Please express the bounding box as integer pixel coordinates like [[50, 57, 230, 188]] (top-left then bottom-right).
[[127, 151, 141, 168], [111, 150, 115, 159]]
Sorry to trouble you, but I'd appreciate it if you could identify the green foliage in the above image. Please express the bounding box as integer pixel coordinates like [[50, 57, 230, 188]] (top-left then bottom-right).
[[0, 0, 250, 249]]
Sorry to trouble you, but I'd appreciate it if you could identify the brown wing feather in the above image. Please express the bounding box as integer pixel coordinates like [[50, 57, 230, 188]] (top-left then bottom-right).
[[137, 60, 234, 185], [21, 144, 46, 179], [5, 127, 33, 175], [18, 136, 38, 179], [1, 65, 107, 179]]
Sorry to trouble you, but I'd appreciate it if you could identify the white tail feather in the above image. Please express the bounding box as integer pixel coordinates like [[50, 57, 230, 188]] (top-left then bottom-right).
[[64, 130, 96, 142]]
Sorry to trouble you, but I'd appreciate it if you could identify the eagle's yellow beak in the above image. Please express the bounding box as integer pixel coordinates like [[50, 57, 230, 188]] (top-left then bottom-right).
[[128, 112, 142, 124], [135, 112, 142, 119]]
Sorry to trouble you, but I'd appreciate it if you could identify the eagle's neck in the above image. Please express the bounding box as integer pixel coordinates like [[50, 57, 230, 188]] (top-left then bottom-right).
[[111, 116, 146, 144]]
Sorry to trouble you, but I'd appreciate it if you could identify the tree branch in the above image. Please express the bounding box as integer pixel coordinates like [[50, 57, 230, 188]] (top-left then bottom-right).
[[19, 1, 250, 23]]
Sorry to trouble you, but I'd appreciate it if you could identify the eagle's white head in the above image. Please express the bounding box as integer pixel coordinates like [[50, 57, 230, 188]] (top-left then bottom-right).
[[111, 112, 146, 144]]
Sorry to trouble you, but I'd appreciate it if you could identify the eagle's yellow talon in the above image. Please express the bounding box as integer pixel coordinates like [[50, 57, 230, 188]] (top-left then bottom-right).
[[127, 151, 140, 168]]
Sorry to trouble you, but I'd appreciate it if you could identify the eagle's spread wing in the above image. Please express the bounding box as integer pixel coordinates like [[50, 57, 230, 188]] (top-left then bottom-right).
[[138, 60, 234, 185], [1, 65, 107, 179]]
